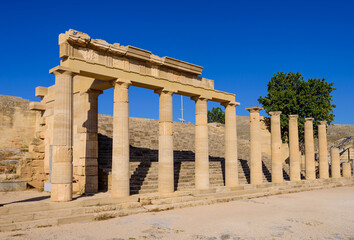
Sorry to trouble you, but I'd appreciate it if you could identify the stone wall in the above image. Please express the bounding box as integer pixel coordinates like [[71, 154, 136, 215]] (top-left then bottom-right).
[[0, 95, 36, 150], [0, 95, 47, 188]]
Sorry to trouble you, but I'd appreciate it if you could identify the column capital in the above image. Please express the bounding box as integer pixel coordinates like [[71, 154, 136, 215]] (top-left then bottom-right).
[[49, 66, 80, 76], [246, 106, 263, 113], [319, 120, 327, 125], [191, 95, 211, 102], [154, 88, 176, 95], [221, 101, 240, 107], [269, 111, 282, 116], [114, 79, 132, 88], [80, 89, 103, 97], [289, 114, 299, 119], [305, 117, 314, 122]]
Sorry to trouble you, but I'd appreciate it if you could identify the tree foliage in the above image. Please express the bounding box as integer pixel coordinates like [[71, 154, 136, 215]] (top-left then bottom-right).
[[258, 72, 336, 145], [208, 107, 225, 124]]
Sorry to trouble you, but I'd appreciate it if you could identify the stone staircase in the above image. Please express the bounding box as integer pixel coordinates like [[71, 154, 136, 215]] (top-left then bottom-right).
[[0, 177, 353, 232], [97, 118, 292, 195], [0, 148, 27, 191]]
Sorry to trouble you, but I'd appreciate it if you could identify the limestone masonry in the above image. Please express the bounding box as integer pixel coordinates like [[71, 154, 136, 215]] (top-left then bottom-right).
[[0, 29, 353, 203]]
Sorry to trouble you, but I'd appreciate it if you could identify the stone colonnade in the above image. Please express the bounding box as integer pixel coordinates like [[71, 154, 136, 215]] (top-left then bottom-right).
[[45, 29, 352, 202], [48, 69, 241, 201], [246, 107, 352, 185]]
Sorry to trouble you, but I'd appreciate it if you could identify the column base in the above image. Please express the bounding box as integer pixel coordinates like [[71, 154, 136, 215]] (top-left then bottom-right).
[[51, 183, 72, 202], [111, 191, 130, 198]]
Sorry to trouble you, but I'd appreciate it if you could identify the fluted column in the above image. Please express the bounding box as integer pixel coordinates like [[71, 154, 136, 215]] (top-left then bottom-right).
[[318, 121, 329, 179], [331, 148, 340, 178], [270, 111, 282, 183], [156, 89, 174, 194], [193, 96, 209, 190], [49, 66, 78, 202], [289, 115, 301, 181], [223, 101, 240, 187], [111, 79, 131, 197], [246, 106, 263, 185], [305, 118, 316, 180], [342, 162, 352, 178]]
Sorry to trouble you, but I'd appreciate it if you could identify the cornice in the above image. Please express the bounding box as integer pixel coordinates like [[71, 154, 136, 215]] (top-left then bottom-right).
[[59, 29, 203, 75]]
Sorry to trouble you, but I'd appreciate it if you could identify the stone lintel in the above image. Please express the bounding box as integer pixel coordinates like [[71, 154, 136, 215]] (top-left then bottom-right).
[[29, 102, 46, 111], [246, 106, 263, 113], [49, 65, 80, 75], [35, 86, 48, 98], [61, 58, 235, 103], [289, 115, 299, 119], [269, 111, 282, 116], [305, 117, 314, 122]]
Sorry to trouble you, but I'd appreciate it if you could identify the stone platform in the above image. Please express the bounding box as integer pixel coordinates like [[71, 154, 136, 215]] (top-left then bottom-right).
[[0, 177, 353, 232]]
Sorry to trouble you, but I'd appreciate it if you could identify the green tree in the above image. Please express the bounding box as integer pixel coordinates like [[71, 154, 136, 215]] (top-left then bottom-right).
[[208, 107, 225, 124], [258, 72, 336, 146]]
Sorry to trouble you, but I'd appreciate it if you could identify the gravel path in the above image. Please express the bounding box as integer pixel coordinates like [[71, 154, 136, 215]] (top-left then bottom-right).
[[1, 186, 353, 240]]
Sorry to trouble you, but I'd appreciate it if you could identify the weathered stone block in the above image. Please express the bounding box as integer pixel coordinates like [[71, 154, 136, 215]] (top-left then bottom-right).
[[0, 180, 27, 191]]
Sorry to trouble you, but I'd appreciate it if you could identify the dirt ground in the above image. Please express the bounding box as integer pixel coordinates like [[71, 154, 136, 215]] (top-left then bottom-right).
[[0, 186, 354, 240]]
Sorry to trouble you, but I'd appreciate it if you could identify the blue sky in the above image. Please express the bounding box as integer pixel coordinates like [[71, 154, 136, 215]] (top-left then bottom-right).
[[0, 0, 353, 124]]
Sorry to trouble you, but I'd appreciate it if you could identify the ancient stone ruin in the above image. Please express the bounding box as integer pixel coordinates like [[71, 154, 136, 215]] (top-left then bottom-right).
[[1, 29, 353, 203]]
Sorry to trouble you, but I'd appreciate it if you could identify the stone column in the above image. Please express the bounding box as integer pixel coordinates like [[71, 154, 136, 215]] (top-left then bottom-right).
[[342, 162, 352, 178], [289, 115, 301, 181], [49, 66, 77, 202], [193, 96, 209, 190], [318, 121, 329, 179], [269, 111, 282, 183], [246, 107, 263, 185], [305, 118, 316, 180], [223, 101, 240, 187], [331, 147, 340, 178], [156, 89, 174, 194], [73, 88, 102, 194], [111, 79, 131, 197]]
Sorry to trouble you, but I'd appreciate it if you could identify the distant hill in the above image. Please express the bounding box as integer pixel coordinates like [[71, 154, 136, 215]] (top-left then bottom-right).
[[328, 124, 354, 140]]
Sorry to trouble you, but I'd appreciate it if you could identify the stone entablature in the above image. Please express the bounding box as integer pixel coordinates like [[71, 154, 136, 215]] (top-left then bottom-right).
[[58, 29, 219, 93]]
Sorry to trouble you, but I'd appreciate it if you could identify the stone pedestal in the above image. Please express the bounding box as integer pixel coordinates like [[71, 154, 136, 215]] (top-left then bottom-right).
[[318, 121, 329, 179], [270, 111, 282, 183], [342, 162, 352, 178], [49, 66, 77, 202], [223, 102, 239, 187], [193, 97, 209, 190], [73, 86, 102, 194], [111, 79, 131, 197], [156, 89, 174, 193], [289, 115, 301, 181], [305, 118, 316, 180], [246, 107, 263, 185], [331, 148, 340, 178]]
